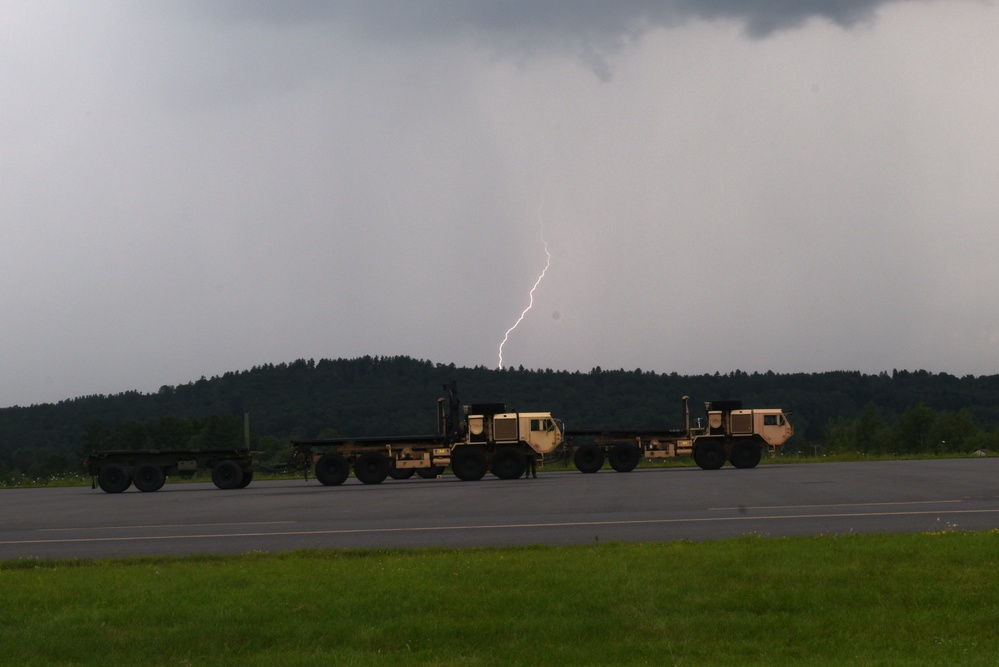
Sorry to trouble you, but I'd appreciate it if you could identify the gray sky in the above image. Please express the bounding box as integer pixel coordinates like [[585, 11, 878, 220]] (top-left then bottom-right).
[[3, 1, 998, 407]]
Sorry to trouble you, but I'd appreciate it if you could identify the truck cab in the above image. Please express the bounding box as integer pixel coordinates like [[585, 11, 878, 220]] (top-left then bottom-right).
[[725, 408, 794, 448], [755, 409, 794, 448], [523, 413, 563, 454], [465, 406, 563, 454]]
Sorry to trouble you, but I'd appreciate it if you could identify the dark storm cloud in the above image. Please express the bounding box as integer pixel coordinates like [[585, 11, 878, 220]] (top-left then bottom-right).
[[668, 0, 888, 36], [171, 1, 912, 81], [183, 0, 907, 38]]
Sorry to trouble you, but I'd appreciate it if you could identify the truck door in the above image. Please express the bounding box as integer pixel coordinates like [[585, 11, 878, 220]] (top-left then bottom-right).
[[758, 411, 793, 447], [525, 416, 561, 454]]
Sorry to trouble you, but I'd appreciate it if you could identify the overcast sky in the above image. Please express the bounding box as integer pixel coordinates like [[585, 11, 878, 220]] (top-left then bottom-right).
[[3, 1, 998, 407]]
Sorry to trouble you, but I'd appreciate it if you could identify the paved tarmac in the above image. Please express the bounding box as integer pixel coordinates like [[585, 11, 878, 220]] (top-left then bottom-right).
[[2, 458, 998, 560]]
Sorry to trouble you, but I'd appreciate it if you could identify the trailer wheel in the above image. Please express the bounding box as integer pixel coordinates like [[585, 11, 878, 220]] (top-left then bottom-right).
[[315, 452, 350, 486], [451, 447, 488, 481], [133, 463, 165, 492], [388, 466, 416, 480], [608, 444, 642, 473], [354, 452, 390, 485], [212, 460, 244, 490], [416, 465, 445, 479], [573, 444, 605, 474], [491, 447, 526, 480], [729, 440, 762, 469], [693, 441, 726, 470], [97, 464, 132, 494]]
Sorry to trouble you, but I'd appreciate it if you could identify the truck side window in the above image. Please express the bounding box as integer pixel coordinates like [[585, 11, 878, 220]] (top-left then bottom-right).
[[531, 419, 553, 432], [764, 415, 778, 426]]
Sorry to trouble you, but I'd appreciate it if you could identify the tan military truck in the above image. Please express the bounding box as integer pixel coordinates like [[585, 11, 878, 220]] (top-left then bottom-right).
[[292, 381, 564, 484], [565, 397, 793, 472]]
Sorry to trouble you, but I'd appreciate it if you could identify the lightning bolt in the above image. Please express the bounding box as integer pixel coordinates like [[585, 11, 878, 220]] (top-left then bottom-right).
[[498, 205, 551, 370]]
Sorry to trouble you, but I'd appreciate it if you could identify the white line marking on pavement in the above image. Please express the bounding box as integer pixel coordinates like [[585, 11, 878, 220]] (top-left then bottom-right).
[[4, 508, 999, 546]]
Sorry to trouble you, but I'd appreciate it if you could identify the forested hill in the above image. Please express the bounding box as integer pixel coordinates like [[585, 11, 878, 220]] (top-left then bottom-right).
[[3, 355, 999, 474]]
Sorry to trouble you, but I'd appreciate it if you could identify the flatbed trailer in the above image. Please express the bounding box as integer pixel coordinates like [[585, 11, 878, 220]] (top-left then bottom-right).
[[84, 448, 254, 493]]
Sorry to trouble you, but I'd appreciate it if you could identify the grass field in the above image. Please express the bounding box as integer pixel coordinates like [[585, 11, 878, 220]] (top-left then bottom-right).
[[2, 531, 998, 666]]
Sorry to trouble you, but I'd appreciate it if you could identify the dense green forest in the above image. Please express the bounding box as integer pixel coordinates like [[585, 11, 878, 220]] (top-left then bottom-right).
[[2, 355, 999, 480]]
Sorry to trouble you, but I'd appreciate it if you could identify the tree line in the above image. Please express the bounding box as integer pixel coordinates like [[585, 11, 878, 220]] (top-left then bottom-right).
[[2, 355, 999, 481], [825, 403, 997, 456]]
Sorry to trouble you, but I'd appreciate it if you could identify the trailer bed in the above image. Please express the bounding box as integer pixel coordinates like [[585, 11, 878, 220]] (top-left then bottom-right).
[[564, 428, 687, 438], [292, 434, 448, 447]]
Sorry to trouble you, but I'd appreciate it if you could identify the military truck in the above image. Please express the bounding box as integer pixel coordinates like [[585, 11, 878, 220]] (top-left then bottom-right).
[[564, 397, 792, 473], [291, 381, 564, 484]]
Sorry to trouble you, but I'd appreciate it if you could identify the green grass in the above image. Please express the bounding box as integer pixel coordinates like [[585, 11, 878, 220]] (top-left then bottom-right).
[[3, 532, 999, 665]]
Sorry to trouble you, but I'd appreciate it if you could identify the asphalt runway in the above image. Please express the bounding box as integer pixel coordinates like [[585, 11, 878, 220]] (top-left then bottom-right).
[[3, 458, 999, 560]]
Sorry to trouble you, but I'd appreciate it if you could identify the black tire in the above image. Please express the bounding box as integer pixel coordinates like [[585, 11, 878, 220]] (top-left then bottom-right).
[[451, 447, 488, 481], [238, 470, 254, 488], [212, 460, 244, 490], [693, 441, 726, 470], [133, 463, 165, 492], [573, 444, 605, 474], [729, 440, 762, 469], [416, 465, 444, 479], [388, 466, 416, 480], [491, 446, 526, 480], [608, 444, 642, 473], [354, 452, 390, 485], [315, 452, 350, 486], [97, 463, 132, 494]]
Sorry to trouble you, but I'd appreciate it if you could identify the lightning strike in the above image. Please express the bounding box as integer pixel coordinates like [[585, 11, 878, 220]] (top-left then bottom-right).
[[498, 207, 551, 370]]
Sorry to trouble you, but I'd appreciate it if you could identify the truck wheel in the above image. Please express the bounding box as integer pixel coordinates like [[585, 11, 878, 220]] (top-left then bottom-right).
[[693, 441, 726, 470], [133, 463, 165, 492], [451, 447, 488, 481], [416, 465, 445, 479], [608, 444, 642, 473], [212, 460, 244, 490], [238, 471, 254, 488], [315, 452, 350, 486], [97, 464, 132, 493], [354, 452, 390, 484], [388, 466, 416, 480], [491, 447, 526, 480], [573, 444, 605, 474], [729, 441, 762, 469]]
